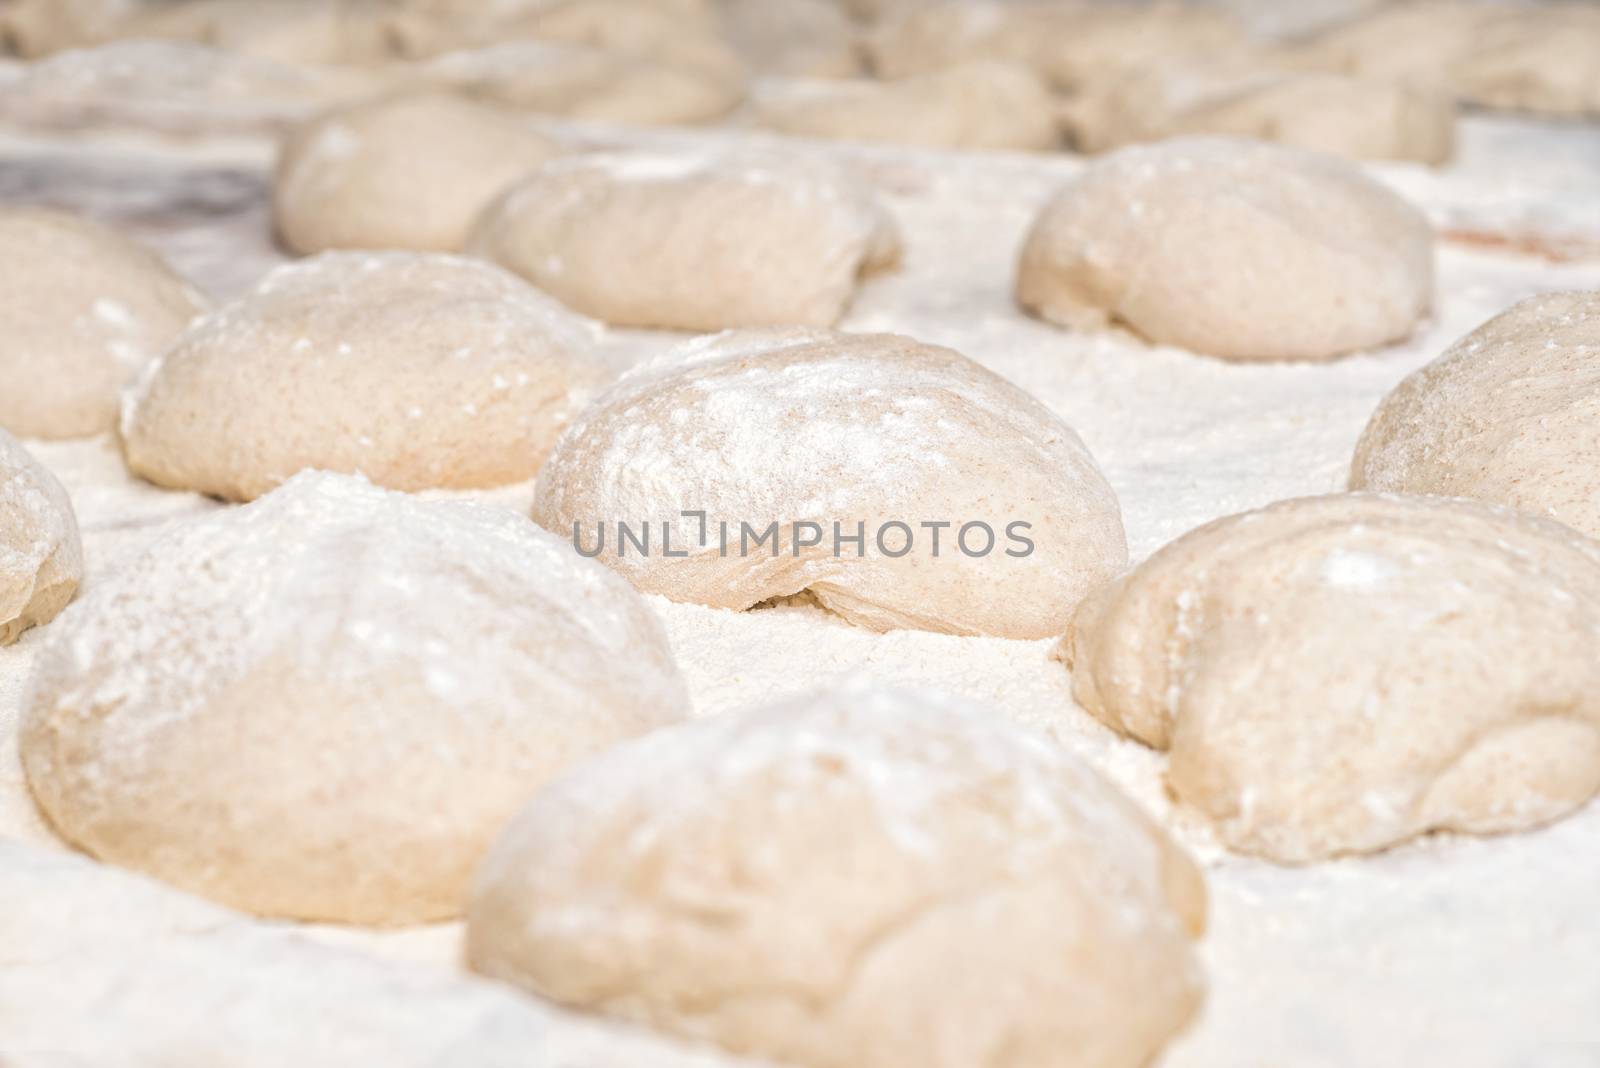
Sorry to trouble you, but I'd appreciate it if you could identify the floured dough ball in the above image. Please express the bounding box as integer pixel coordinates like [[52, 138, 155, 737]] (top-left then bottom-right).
[[1016, 137, 1434, 362], [1352, 291, 1600, 537], [753, 61, 1059, 151], [0, 430, 83, 645], [1067, 62, 1455, 165], [0, 208, 207, 440], [418, 40, 744, 125], [718, 0, 860, 79], [472, 154, 901, 331], [469, 685, 1206, 1068], [20, 471, 689, 924], [1062, 493, 1600, 862], [121, 252, 602, 501], [274, 91, 565, 254], [0, 0, 139, 57], [866, 2, 1057, 79], [531, 329, 1126, 638]]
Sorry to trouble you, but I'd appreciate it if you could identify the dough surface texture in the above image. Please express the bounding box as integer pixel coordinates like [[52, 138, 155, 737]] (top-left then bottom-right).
[[0, 429, 83, 645], [273, 91, 566, 254], [121, 251, 603, 500], [753, 61, 1059, 152], [1062, 492, 1600, 862], [1015, 136, 1434, 362], [530, 328, 1126, 638], [471, 155, 901, 331], [1352, 291, 1600, 538], [0, 207, 207, 439], [21, 471, 689, 924], [468, 685, 1207, 1068]]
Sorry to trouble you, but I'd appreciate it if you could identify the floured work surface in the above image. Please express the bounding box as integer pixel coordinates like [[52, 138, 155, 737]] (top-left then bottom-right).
[[2, 107, 1600, 1067]]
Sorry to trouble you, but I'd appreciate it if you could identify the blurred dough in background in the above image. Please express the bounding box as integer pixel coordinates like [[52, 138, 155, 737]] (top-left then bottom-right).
[[753, 60, 1060, 151], [717, 0, 861, 78], [1065, 58, 1456, 164], [274, 90, 565, 253], [0, 208, 207, 439]]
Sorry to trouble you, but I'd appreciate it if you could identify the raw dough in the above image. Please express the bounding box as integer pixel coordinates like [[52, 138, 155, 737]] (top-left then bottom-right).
[[1062, 492, 1600, 862], [0, 429, 82, 645], [468, 685, 1207, 1068], [530, 328, 1126, 638], [1351, 290, 1600, 538], [114, 0, 406, 67], [753, 61, 1059, 152], [0, 839, 767, 1068], [1015, 136, 1434, 362], [274, 91, 565, 254], [21, 471, 690, 924], [471, 154, 901, 331], [718, 0, 860, 79], [1066, 62, 1455, 165], [0, 0, 140, 57], [120, 251, 602, 500], [418, 40, 744, 125], [0, 207, 207, 439]]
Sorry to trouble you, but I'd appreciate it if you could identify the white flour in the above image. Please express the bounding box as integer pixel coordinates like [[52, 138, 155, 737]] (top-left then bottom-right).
[[2, 113, 1600, 1064]]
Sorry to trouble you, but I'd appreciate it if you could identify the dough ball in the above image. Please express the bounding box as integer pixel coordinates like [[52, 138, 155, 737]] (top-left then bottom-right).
[[1015, 136, 1434, 362], [753, 61, 1059, 152], [866, 2, 1057, 79], [0, 208, 207, 440], [1352, 291, 1600, 537], [0, 0, 138, 57], [21, 471, 689, 924], [417, 40, 744, 125], [1067, 62, 1455, 165], [530, 329, 1127, 638], [471, 154, 901, 332], [0, 430, 83, 645], [718, 0, 861, 79], [274, 91, 565, 254], [120, 251, 603, 501], [468, 685, 1206, 1068], [1448, 4, 1600, 118], [1061, 492, 1600, 862]]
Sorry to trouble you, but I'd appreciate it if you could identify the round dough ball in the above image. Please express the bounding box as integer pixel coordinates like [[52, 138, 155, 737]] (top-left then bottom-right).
[[468, 685, 1207, 1068], [1448, 4, 1600, 118], [114, 0, 405, 67], [0, 430, 83, 645], [471, 154, 901, 332], [0, 208, 208, 440], [531, 328, 1127, 638], [120, 251, 603, 501], [1067, 63, 1455, 165], [866, 2, 1057, 79], [274, 91, 565, 254], [1351, 290, 1600, 537], [21, 470, 689, 924], [418, 40, 744, 125], [1015, 137, 1434, 362], [1062, 492, 1600, 862], [0, 0, 137, 57], [1297, 1, 1491, 86], [753, 61, 1059, 152]]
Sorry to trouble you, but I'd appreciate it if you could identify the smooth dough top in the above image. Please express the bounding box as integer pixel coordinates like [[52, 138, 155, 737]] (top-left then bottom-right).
[[468, 684, 1206, 1068], [0, 207, 207, 439], [0, 429, 84, 645], [469, 152, 902, 332], [1352, 290, 1600, 539], [531, 328, 1127, 638], [21, 471, 690, 924], [120, 250, 605, 500], [1062, 492, 1600, 862], [1016, 136, 1435, 361]]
